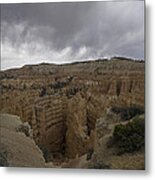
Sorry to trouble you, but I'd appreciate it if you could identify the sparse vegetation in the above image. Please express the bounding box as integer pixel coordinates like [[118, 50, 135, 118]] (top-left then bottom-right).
[[90, 161, 110, 169], [0, 150, 8, 167], [39, 87, 47, 97], [112, 116, 144, 154], [111, 106, 144, 121]]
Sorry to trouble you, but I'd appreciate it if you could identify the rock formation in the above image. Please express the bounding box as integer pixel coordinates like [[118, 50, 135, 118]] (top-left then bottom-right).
[[32, 95, 67, 161], [0, 114, 45, 167], [65, 93, 94, 158], [0, 58, 145, 168]]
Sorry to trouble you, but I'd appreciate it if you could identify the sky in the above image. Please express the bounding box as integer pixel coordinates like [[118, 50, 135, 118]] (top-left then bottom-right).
[[1, 0, 144, 70]]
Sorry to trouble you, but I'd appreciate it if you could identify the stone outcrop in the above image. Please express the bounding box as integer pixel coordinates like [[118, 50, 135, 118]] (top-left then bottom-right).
[[65, 93, 94, 158], [0, 114, 45, 167]]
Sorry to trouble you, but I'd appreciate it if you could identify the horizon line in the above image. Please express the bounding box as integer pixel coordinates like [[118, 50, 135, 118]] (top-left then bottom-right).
[[0, 56, 145, 72]]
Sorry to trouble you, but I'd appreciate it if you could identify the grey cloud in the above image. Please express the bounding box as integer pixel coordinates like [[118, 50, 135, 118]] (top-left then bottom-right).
[[1, 1, 144, 70]]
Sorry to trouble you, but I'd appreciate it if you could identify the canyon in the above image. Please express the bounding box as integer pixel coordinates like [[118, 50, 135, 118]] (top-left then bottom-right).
[[0, 57, 145, 169]]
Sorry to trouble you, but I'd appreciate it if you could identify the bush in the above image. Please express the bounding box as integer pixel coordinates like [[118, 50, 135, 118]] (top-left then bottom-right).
[[111, 106, 144, 121], [113, 117, 145, 154], [90, 161, 110, 169], [39, 87, 47, 97], [0, 150, 8, 167]]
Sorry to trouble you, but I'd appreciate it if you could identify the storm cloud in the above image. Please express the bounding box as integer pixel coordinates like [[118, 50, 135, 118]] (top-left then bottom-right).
[[1, 1, 144, 70]]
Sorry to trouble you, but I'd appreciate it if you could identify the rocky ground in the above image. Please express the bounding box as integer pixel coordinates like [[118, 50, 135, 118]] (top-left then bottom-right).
[[0, 57, 145, 169], [0, 114, 45, 167]]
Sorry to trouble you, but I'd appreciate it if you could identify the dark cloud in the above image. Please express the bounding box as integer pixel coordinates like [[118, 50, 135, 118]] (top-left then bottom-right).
[[1, 1, 144, 70]]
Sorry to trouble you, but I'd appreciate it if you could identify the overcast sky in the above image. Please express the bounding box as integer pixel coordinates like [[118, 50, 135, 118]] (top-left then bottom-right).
[[1, 0, 144, 70]]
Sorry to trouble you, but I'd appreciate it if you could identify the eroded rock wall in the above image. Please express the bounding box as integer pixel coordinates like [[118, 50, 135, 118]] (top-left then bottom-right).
[[32, 96, 67, 158], [65, 93, 94, 158], [0, 59, 145, 166]]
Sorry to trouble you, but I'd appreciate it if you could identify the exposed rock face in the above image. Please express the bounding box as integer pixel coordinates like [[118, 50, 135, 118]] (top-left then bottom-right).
[[0, 114, 45, 167], [32, 95, 67, 160], [65, 93, 94, 158], [0, 58, 145, 168]]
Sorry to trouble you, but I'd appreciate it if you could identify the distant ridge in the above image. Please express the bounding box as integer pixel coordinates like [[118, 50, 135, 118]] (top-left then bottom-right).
[[0, 56, 144, 73]]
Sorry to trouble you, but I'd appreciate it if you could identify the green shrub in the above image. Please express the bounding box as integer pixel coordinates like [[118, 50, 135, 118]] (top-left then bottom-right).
[[90, 161, 110, 169], [0, 150, 8, 167], [113, 117, 145, 154], [111, 106, 144, 121]]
